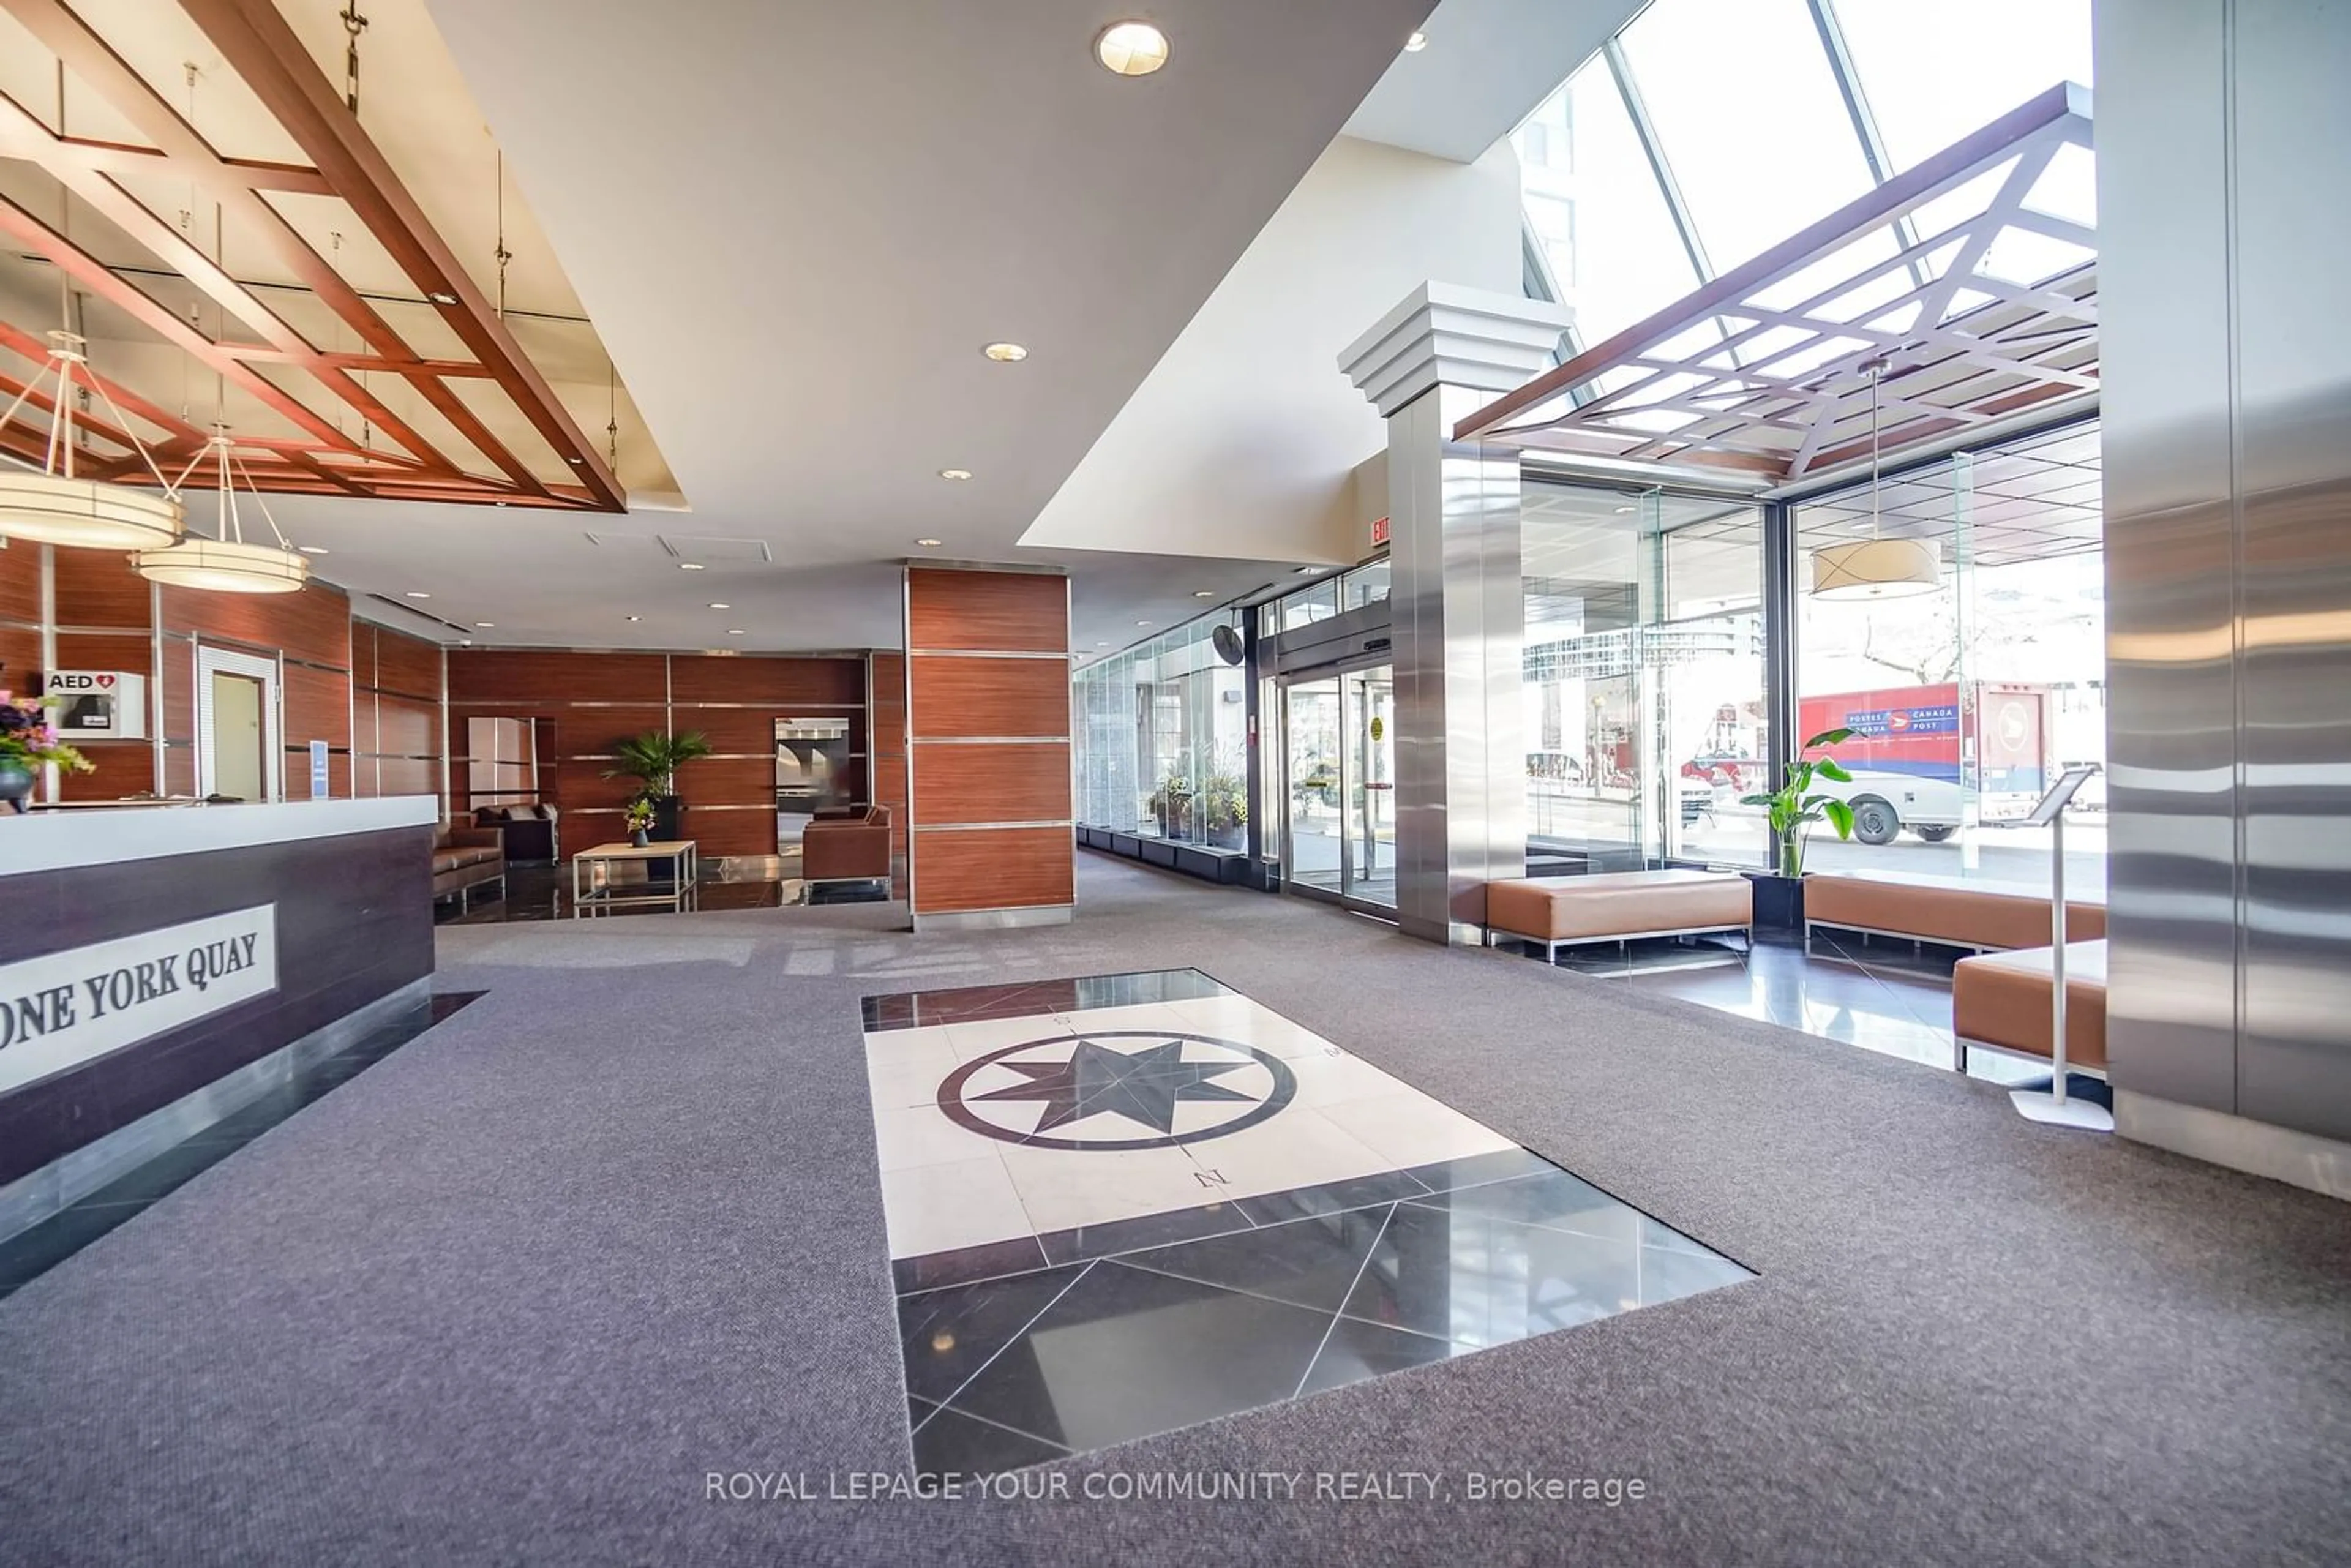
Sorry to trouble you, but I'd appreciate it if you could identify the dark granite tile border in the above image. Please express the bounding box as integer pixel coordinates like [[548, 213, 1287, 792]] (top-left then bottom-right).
[[860, 968, 1231, 1033]]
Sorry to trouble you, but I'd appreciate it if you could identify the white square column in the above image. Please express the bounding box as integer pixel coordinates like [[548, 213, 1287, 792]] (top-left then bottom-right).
[[1341, 285, 1572, 944]]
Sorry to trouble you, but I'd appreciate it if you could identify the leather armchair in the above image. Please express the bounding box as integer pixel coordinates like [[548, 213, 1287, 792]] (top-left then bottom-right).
[[803, 805, 891, 882]]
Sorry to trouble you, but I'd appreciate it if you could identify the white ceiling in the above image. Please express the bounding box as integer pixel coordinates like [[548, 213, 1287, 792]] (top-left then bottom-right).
[[253, 0, 1433, 653], [1342, 0, 1643, 162], [1021, 134, 1525, 573]]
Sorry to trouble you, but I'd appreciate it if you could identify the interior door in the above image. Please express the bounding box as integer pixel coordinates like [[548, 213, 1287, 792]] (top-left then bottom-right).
[[209, 672, 266, 802]]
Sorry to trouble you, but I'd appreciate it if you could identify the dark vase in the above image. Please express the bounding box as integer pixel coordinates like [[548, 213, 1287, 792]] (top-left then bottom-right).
[[631, 828, 651, 847], [0, 759, 34, 814], [1745, 870, 1805, 934]]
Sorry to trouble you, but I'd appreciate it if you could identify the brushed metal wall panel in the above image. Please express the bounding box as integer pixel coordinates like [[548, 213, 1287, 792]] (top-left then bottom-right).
[[2232, 0, 2351, 1142], [2098, 0, 2242, 1112], [1387, 385, 1526, 942]]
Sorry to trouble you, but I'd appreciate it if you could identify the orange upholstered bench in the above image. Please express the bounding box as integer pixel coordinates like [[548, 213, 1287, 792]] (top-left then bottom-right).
[[1484, 870, 1752, 962], [1803, 869, 2104, 954], [1951, 940, 2107, 1075]]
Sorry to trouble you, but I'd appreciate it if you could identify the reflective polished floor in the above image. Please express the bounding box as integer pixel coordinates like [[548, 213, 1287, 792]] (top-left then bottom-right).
[[1531, 928, 2045, 1086], [438, 860, 890, 923], [863, 969, 1752, 1475]]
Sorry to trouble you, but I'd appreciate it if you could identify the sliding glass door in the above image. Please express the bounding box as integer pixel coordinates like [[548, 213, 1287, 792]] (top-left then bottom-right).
[[1278, 663, 1395, 912]]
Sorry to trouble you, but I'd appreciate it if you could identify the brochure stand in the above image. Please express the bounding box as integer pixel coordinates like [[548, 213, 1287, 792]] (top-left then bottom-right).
[[2009, 764, 2112, 1131]]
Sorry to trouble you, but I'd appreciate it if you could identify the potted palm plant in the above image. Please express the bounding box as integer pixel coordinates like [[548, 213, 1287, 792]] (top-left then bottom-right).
[[0, 690, 92, 813], [1739, 727, 1857, 933], [604, 730, 711, 844]]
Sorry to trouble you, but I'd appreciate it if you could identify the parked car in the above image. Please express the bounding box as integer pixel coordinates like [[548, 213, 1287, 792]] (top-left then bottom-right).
[[1811, 769, 1967, 845]]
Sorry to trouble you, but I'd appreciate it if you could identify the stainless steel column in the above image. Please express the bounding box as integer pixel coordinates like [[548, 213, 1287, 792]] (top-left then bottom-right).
[[1342, 285, 1572, 943], [2101, 0, 2351, 1194]]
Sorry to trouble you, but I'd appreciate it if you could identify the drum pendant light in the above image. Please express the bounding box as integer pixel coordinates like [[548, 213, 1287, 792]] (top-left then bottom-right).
[[0, 331, 186, 551], [1810, 358, 1938, 600], [133, 427, 310, 595]]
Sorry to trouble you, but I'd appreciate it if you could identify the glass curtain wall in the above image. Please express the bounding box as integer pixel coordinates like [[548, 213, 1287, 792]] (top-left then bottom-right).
[[1520, 481, 1767, 872], [1512, 0, 2093, 350], [1794, 421, 2105, 893], [1072, 610, 1248, 848]]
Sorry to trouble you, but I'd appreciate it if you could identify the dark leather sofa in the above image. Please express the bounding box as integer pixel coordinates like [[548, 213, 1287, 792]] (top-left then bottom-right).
[[433, 825, 507, 904], [474, 803, 559, 865]]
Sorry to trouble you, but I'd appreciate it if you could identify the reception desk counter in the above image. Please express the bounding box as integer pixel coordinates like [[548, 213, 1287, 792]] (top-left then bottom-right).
[[0, 796, 439, 1240]]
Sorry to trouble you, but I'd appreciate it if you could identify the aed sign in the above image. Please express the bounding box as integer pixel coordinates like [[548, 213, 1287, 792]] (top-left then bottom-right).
[[0, 906, 277, 1096], [44, 670, 148, 740]]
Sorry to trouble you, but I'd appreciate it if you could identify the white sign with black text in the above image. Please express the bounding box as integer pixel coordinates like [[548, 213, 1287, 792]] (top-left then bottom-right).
[[0, 906, 279, 1095]]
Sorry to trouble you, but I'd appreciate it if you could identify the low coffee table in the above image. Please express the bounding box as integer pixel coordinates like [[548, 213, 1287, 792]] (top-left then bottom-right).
[[571, 839, 699, 917]]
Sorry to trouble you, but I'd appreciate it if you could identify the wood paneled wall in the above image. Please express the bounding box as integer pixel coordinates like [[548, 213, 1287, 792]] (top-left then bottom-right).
[[353, 621, 447, 811], [869, 651, 908, 872], [443, 649, 872, 858], [904, 568, 1073, 921], [0, 542, 359, 802]]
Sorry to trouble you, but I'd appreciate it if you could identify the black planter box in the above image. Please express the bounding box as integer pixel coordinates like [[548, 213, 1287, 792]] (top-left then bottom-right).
[[1745, 871, 1805, 934]]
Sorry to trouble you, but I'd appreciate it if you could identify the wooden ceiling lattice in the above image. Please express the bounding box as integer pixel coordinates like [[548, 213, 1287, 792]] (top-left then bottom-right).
[[0, 0, 624, 511], [1459, 84, 2097, 487]]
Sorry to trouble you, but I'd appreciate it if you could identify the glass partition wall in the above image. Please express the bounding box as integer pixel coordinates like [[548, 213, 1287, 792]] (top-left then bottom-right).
[[1068, 422, 2103, 899], [1793, 422, 2106, 894], [1072, 610, 1248, 849], [1520, 481, 1768, 873]]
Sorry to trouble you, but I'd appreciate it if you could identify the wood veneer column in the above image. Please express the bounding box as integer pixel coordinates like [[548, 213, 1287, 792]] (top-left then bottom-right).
[[903, 566, 1072, 929]]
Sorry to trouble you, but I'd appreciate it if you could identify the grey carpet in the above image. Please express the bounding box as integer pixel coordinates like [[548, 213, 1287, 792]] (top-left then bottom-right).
[[0, 856, 2344, 1567]]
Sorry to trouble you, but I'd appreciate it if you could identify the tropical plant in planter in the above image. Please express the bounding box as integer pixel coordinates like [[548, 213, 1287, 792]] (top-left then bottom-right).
[[1199, 771, 1249, 850], [0, 691, 92, 814], [1147, 774, 1196, 839], [1739, 727, 1857, 929], [604, 730, 712, 842]]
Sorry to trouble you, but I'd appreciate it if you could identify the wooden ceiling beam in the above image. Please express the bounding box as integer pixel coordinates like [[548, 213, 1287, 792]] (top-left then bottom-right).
[[0, 188, 366, 457], [178, 0, 624, 511], [0, 88, 331, 194]]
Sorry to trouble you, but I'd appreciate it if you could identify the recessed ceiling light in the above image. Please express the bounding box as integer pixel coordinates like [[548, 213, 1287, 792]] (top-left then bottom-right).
[[298, 545, 329, 555], [726, 628, 745, 636], [678, 561, 706, 571], [1404, 31, 1428, 52], [938, 468, 973, 481], [626, 615, 642, 622], [1095, 20, 1169, 76], [982, 342, 1028, 363], [405, 590, 430, 598], [1191, 589, 1215, 598], [1294, 566, 1324, 575], [474, 621, 495, 628], [915, 538, 943, 548], [708, 602, 730, 609], [565, 456, 584, 465], [1613, 505, 1637, 514], [1136, 619, 1153, 626], [427, 291, 457, 305]]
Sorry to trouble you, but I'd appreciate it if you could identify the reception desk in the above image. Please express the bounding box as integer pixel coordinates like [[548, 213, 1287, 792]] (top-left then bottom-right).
[[0, 796, 439, 1241]]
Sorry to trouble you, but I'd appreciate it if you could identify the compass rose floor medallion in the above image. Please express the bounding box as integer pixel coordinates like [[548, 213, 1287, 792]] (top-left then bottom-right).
[[859, 968, 1753, 1477]]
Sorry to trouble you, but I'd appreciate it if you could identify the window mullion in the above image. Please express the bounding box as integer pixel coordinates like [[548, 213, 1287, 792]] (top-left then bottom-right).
[[1807, 0, 1929, 289], [1602, 35, 1714, 285]]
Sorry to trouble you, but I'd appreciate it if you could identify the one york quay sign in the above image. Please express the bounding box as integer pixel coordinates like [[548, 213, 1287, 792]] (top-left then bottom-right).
[[0, 906, 278, 1095]]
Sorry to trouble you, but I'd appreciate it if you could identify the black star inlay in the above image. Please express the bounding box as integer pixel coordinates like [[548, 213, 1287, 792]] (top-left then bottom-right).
[[973, 1037, 1254, 1136]]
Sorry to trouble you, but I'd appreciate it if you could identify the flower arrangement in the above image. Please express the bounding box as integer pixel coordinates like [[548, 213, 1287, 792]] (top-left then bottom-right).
[[0, 690, 91, 812], [623, 795, 657, 834]]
